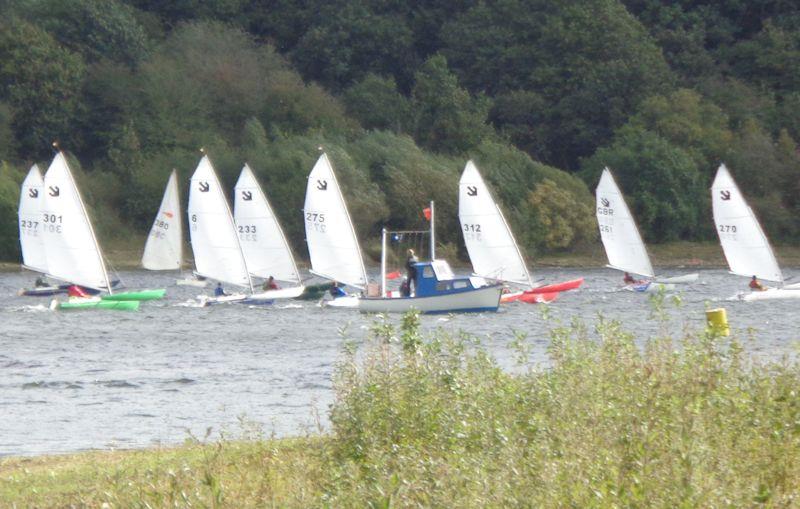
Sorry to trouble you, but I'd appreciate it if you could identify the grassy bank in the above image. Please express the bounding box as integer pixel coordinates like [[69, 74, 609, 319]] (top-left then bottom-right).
[[3, 309, 800, 507]]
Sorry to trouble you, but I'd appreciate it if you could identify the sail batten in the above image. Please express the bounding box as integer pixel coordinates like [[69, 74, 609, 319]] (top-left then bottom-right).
[[303, 153, 367, 288], [234, 164, 301, 284], [142, 170, 182, 270], [712, 164, 783, 283], [187, 155, 253, 289], [458, 161, 533, 287], [595, 168, 655, 278]]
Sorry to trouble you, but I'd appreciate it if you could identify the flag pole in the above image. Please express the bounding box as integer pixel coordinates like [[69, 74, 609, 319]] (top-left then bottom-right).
[[430, 200, 435, 260]]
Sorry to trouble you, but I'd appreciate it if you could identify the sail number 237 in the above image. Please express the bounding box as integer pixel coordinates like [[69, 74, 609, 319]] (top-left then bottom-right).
[[305, 212, 326, 233]]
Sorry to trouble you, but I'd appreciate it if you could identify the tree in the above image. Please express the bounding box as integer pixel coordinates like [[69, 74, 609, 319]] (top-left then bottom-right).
[[412, 55, 490, 154], [342, 74, 413, 133], [0, 20, 86, 158]]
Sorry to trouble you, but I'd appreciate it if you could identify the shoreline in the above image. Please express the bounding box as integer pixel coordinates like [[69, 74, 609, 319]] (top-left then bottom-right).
[[4, 241, 800, 273]]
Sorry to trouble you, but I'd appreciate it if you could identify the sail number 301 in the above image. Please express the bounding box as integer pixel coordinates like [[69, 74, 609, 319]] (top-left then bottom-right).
[[306, 212, 326, 233]]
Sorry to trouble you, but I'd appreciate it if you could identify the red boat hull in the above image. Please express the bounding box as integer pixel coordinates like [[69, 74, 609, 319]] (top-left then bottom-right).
[[528, 277, 584, 294]]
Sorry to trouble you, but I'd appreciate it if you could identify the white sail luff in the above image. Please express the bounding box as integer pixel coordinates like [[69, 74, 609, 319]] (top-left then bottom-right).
[[458, 160, 533, 287], [41, 152, 112, 292], [187, 155, 253, 290], [18, 164, 48, 274], [234, 164, 301, 283], [142, 170, 183, 270], [595, 168, 655, 278], [303, 153, 367, 288], [711, 164, 783, 283]]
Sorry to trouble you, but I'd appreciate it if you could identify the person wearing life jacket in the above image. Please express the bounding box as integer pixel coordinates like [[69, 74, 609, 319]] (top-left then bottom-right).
[[214, 282, 227, 297], [749, 275, 765, 291], [623, 272, 637, 284], [67, 285, 91, 298], [263, 276, 279, 291], [329, 281, 346, 298]]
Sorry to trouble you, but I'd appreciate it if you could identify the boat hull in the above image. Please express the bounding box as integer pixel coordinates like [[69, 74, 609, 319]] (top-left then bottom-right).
[[176, 278, 207, 288], [628, 282, 676, 293], [341, 285, 502, 314], [101, 289, 166, 301], [52, 298, 140, 311], [18, 285, 69, 297], [733, 288, 800, 301], [655, 273, 699, 284], [529, 278, 584, 294], [242, 286, 306, 304]]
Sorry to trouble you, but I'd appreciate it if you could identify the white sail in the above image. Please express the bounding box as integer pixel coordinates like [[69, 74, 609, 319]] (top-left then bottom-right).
[[187, 155, 252, 289], [458, 160, 532, 286], [234, 164, 301, 283], [41, 152, 111, 291], [142, 170, 182, 270], [303, 153, 367, 288], [18, 164, 48, 273], [595, 168, 654, 278], [712, 164, 783, 283]]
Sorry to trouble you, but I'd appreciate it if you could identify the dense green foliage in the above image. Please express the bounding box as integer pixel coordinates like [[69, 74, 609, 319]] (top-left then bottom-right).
[[0, 0, 799, 261], [3, 311, 800, 506]]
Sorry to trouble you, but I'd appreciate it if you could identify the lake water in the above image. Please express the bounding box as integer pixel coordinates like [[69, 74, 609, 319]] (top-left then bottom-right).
[[1, 267, 798, 456]]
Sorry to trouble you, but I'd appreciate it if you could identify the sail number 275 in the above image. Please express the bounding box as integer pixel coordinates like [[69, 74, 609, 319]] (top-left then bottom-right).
[[305, 212, 326, 233]]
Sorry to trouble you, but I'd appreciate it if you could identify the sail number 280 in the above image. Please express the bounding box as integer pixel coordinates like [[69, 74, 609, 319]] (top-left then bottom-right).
[[305, 212, 326, 233]]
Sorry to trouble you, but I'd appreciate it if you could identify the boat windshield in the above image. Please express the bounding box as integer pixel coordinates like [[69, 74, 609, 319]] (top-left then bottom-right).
[[431, 260, 455, 280]]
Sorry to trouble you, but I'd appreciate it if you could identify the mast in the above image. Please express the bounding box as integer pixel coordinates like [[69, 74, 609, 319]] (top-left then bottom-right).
[[381, 227, 387, 297], [429, 200, 436, 260]]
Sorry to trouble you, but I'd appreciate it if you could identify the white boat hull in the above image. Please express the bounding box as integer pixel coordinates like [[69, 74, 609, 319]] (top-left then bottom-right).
[[655, 273, 699, 284], [327, 286, 502, 314], [177, 278, 207, 288], [243, 286, 306, 303], [732, 288, 800, 302]]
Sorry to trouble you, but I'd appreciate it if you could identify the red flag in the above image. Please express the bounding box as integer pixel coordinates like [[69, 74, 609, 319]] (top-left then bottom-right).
[[386, 270, 402, 280], [422, 207, 431, 221]]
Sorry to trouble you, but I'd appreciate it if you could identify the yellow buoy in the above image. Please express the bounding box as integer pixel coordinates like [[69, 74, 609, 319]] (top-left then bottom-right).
[[706, 308, 730, 336]]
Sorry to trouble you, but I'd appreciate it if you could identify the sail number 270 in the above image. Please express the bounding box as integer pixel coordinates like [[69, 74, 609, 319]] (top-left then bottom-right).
[[718, 224, 737, 233], [305, 212, 326, 233]]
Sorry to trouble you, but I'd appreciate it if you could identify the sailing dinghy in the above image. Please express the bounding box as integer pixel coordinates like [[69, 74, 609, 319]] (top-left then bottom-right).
[[304, 153, 501, 313], [233, 164, 305, 300], [711, 164, 798, 301], [42, 152, 163, 310], [187, 154, 254, 305], [595, 168, 696, 292], [458, 161, 582, 304]]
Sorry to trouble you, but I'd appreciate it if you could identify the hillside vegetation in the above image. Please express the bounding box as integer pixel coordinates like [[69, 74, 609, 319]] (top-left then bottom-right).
[[0, 0, 799, 262]]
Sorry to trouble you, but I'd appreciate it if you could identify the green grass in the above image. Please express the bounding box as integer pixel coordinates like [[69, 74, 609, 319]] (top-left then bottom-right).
[[3, 308, 800, 507]]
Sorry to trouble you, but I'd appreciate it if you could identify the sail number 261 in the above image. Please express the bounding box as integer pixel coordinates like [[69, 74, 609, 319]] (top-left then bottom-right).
[[306, 212, 326, 233]]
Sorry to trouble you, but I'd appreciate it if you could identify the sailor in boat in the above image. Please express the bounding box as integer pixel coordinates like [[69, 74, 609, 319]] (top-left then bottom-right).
[[34, 276, 47, 288], [749, 275, 766, 291], [399, 277, 411, 297], [623, 272, 638, 284], [214, 282, 227, 297], [329, 281, 347, 298], [405, 249, 419, 294], [263, 276, 279, 291]]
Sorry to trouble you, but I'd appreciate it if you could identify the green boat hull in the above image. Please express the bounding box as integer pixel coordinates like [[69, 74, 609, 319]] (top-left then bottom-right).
[[56, 300, 140, 311], [100, 289, 166, 301]]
